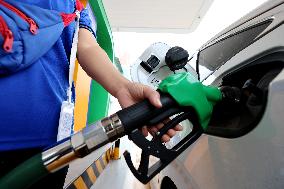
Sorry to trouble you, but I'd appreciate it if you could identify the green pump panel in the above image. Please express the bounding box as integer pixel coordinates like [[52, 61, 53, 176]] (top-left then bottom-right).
[[87, 0, 114, 124]]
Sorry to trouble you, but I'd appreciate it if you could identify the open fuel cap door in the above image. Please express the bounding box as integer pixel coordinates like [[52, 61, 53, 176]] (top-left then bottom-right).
[[130, 42, 198, 89]]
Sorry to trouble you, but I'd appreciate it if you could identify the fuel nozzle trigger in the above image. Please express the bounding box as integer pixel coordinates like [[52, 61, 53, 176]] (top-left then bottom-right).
[[123, 108, 203, 184]]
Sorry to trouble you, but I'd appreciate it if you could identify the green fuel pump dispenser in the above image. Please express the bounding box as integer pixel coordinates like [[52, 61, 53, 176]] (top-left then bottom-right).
[[0, 72, 240, 188]]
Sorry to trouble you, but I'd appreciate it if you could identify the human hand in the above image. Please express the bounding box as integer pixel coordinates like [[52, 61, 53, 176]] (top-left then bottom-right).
[[115, 82, 183, 142]]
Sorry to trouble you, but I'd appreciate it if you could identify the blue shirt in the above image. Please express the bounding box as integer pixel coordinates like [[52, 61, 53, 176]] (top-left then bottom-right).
[[0, 0, 96, 151]]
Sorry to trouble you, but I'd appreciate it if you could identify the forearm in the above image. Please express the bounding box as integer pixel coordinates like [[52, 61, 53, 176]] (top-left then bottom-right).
[[77, 28, 130, 97]]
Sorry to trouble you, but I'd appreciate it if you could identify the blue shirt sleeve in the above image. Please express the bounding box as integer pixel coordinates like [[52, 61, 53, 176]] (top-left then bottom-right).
[[79, 7, 97, 38]]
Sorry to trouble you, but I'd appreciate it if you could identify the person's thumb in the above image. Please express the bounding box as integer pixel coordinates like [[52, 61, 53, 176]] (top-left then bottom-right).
[[143, 86, 162, 108]]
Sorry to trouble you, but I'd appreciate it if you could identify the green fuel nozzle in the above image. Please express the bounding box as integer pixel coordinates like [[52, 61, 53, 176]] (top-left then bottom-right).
[[159, 72, 222, 130], [121, 72, 241, 183]]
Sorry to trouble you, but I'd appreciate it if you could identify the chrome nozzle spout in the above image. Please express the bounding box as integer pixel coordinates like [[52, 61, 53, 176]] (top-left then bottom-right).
[[42, 113, 124, 172]]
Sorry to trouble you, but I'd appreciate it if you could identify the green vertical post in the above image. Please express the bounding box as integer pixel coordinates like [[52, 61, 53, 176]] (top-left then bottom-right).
[[87, 0, 114, 123]]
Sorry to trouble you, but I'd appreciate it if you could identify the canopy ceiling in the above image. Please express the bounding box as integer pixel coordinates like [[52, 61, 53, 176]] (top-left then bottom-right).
[[102, 0, 214, 33]]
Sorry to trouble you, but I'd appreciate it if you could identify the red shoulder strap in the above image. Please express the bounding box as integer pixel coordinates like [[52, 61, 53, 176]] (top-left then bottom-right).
[[75, 0, 84, 12], [61, 0, 84, 27]]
